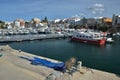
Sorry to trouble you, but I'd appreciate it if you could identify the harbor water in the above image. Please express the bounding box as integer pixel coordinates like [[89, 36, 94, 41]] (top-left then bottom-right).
[[0, 38, 120, 75]]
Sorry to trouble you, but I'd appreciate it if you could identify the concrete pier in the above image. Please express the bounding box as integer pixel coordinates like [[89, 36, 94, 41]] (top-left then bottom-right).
[[0, 45, 120, 80], [0, 34, 71, 43]]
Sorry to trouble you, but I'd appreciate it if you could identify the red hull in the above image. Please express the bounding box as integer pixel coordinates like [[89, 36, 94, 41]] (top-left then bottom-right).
[[71, 37, 106, 45]]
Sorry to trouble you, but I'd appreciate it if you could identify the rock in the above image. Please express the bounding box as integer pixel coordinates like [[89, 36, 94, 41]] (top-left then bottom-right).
[[57, 74, 71, 80], [45, 72, 71, 80]]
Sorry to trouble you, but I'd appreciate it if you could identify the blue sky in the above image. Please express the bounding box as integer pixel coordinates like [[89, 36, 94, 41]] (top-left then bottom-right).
[[0, 0, 120, 21]]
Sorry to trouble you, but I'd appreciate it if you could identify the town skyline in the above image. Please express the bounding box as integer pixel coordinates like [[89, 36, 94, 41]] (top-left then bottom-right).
[[0, 0, 120, 21]]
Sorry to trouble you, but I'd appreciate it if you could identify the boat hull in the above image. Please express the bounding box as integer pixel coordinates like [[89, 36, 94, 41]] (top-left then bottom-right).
[[71, 37, 106, 45]]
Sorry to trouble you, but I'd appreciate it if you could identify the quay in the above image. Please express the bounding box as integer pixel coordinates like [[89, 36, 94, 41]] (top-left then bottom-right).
[[0, 34, 71, 43], [0, 45, 120, 80]]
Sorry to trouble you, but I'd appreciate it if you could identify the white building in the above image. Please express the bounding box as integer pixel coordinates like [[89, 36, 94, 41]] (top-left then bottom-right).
[[117, 15, 120, 24], [5, 21, 13, 29], [14, 19, 25, 28], [54, 19, 61, 23], [69, 18, 81, 26], [112, 14, 120, 26]]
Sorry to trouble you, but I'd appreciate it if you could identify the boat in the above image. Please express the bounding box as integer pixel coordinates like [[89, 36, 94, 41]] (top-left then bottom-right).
[[71, 29, 106, 45], [106, 38, 114, 43], [113, 32, 120, 37]]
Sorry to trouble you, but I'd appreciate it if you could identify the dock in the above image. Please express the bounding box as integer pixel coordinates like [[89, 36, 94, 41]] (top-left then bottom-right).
[[0, 45, 120, 80], [0, 34, 71, 43]]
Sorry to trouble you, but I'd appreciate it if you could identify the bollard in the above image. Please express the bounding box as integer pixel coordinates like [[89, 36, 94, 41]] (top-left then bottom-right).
[[18, 49, 21, 53], [77, 61, 82, 70]]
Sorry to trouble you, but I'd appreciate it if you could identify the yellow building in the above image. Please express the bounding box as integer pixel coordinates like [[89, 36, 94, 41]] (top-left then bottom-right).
[[103, 18, 112, 23], [102, 17, 112, 26]]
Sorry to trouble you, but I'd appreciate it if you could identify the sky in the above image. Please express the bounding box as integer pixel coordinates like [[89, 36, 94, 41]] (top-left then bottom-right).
[[0, 0, 120, 21]]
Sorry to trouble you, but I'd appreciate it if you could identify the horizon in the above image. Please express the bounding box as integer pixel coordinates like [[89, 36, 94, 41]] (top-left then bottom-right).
[[0, 0, 120, 21]]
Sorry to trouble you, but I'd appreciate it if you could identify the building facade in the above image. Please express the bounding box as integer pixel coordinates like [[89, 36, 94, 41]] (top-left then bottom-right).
[[112, 14, 120, 27], [14, 19, 25, 28]]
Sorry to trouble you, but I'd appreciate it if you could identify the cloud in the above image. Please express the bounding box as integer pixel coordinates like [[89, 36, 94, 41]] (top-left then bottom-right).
[[72, 13, 86, 18], [88, 3, 105, 15]]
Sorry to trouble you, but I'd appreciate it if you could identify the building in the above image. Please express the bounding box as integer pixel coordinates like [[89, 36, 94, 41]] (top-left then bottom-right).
[[102, 17, 112, 27], [25, 21, 32, 28], [80, 17, 87, 27], [112, 14, 120, 27], [96, 17, 103, 24], [5, 21, 13, 29], [31, 18, 41, 27], [69, 18, 81, 26], [14, 19, 25, 28], [67, 17, 82, 29], [87, 18, 96, 27]]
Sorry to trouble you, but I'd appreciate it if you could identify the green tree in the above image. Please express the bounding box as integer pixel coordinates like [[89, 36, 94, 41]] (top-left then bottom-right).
[[82, 17, 87, 25], [42, 16, 48, 23], [98, 26, 109, 32], [0, 20, 5, 29]]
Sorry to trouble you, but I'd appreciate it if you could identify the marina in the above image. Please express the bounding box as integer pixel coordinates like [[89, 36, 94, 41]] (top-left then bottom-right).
[[0, 0, 120, 80], [0, 28, 119, 76], [0, 38, 119, 75]]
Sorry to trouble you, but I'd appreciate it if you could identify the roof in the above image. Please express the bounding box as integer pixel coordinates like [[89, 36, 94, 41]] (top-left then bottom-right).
[[103, 18, 112, 23]]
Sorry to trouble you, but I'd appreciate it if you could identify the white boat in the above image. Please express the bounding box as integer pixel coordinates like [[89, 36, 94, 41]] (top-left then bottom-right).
[[113, 32, 120, 37], [106, 38, 114, 43], [30, 29, 38, 34], [71, 29, 106, 45]]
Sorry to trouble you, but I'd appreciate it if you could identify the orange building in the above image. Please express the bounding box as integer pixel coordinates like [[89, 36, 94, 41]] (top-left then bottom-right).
[[102, 17, 112, 26], [103, 18, 112, 23]]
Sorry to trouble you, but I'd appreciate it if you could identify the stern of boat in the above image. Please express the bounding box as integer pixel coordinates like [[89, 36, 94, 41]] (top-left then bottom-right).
[[99, 39, 106, 45]]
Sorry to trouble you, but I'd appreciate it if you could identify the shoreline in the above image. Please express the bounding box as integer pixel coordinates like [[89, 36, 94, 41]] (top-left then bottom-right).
[[0, 45, 120, 80]]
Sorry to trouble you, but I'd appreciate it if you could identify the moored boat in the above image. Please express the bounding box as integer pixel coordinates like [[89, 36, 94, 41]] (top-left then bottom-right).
[[106, 38, 114, 43], [71, 29, 106, 45]]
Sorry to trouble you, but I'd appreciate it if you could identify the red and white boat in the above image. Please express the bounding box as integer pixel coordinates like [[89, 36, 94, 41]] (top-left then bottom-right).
[[71, 29, 106, 45]]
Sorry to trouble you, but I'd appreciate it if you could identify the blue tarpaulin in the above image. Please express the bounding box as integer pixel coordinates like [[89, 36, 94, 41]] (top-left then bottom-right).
[[31, 57, 65, 71], [20, 56, 65, 71]]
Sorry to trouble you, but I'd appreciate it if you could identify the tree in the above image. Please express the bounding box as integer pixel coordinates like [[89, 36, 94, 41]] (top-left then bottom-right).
[[0, 20, 6, 29], [81, 17, 87, 27], [0, 20, 4, 24], [98, 26, 108, 32], [42, 16, 48, 23], [44, 16, 48, 22]]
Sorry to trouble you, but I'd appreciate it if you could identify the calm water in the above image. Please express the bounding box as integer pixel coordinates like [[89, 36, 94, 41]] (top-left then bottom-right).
[[0, 38, 120, 74]]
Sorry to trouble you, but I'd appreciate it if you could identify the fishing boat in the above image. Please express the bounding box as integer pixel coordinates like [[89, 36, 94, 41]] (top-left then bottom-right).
[[71, 29, 106, 45]]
